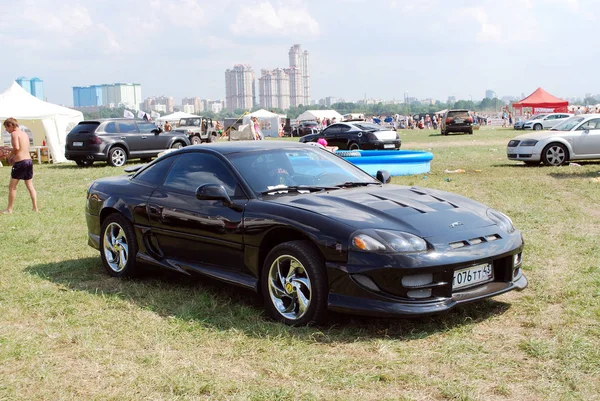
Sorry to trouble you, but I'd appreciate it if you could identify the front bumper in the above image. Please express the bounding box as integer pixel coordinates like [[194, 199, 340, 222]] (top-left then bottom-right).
[[325, 232, 526, 317], [507, 148, 541, 162]]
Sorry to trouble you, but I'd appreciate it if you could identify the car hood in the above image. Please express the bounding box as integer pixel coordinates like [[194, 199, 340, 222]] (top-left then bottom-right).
[[266, 185, 498, 237], [511, 131, 561, 140]]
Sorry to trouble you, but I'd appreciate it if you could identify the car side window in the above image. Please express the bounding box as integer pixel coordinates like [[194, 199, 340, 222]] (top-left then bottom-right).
[[133, 155, 178, 186], [137, 122, 157, 133], [105, 122, 117, 133], [118, 121, 139, 133], [162, 153, 242, 197], [577, 119, 600, 130], [324, 126, 340, 136], [339, 125, 351, 132]]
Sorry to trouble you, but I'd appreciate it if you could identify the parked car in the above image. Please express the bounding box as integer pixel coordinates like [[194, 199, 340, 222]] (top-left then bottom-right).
[[507, 114, 600, 166], [3, 125, 34, 145], [86, 141, 527, 326], [299, 122, 400, 150], [175, 116, 218, 144], [291, 121, 321, 137], [65, 118, 190, 167], [440, 109, 473, 135], [521, 113, 573, 131]]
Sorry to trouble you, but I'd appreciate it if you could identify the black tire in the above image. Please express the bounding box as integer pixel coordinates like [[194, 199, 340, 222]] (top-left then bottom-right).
[[468, 128, 473, 135], [440, 129, 445, 136], [207, 133, 218, 143], [261, 240, 328, 326], [191, 135, 201, 145], [75, 159, 94, 167], [541, 143, 568, 166], [108, 146, 127, 167], [534, 124, 543, 131], [171, 141, 184, 149], [348, 142, 360, 150], [100, 213, 139, 278], [140, 158, 152, 163]]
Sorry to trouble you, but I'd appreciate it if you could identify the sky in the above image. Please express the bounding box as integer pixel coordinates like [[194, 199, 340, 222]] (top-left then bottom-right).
[[0, 0, 596, 106]]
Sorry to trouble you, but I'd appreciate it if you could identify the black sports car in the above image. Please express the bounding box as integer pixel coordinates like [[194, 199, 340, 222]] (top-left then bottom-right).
[[300, 122, 401, 150], [86, 141, 527, 326]]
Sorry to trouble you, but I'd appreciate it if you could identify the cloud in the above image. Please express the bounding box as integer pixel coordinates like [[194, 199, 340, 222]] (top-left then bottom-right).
[[229, 1, 319, 37]]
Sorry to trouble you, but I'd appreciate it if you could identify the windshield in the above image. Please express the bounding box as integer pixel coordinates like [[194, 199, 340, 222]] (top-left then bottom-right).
[[226, 147, 378, 194], [180, 118, 200, 126], [551, 116, 585, 131]]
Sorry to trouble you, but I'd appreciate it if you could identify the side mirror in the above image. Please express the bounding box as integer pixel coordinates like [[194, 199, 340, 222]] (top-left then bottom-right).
[[152, 128, 161, 134], [376, 170, 391, 184], [195, 184, 233, 206]]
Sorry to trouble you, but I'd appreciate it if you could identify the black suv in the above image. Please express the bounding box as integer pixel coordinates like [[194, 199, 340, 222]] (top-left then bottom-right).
[[65, 118, 190, 167], [440, 109, 474, 135]]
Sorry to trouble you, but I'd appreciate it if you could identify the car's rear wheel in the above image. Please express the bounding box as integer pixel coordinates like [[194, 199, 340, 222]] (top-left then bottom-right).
[[108, 147, 127, 167], [75, 159, 94, 167], [191, 135, 201, 145], [440, 129, 446, 136], [207, 133, 218, 143], [171, 141, 184, 149], [100, 214, 139, 278], [542, 143, 568, 166], [261, 241, 327, 326], [467, 128, 473, 135], [348, 142, 360, 150], [534, 124, 543, 131]]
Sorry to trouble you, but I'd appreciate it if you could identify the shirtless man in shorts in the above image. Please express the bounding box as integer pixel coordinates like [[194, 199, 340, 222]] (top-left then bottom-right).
[[2, 118, 38, 213]]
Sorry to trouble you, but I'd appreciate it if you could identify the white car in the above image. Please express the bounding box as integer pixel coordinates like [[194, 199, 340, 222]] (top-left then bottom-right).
[[522, 113, 573, 131], [507, 114, 600, 166]]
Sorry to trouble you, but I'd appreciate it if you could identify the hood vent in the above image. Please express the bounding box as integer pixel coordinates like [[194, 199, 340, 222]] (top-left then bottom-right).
[[449, 234, 500, 249]]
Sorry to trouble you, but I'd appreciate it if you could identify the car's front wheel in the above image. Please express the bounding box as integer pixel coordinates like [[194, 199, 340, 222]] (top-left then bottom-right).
[[171, 141, 184, 149], [261, 241, 327, 326], [108, 147, 127, 167], [191, 135, 201, 145], [100, 213, 139, 277], [542, 143, 568, 166], [534, 124, 543, 131]]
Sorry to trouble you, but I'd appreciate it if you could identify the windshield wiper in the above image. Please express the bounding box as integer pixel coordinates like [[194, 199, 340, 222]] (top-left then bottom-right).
[[336, 181, 381, 188], [261, 185, 340, 195]]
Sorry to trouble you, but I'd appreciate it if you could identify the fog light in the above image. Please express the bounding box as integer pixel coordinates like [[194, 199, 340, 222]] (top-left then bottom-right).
[[407, 289, 432, 299], [402, 273, 433, 288]]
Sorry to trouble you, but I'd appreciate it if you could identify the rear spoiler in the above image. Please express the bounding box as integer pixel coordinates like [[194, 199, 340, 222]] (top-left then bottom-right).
[[124, 164, 144, 174]]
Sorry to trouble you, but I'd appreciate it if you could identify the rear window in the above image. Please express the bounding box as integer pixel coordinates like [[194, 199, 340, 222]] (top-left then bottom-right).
[[448, 111, 469, 118], [69, 122, 100, 135]]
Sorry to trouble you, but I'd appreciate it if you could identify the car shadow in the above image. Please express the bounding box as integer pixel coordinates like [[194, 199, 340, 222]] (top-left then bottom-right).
[[48, 162, 147, 170], [26, 257, 512, 342]]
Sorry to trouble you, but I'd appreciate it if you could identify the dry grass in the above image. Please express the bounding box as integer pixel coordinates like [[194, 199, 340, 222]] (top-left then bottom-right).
[[0, 126, 599, 400]]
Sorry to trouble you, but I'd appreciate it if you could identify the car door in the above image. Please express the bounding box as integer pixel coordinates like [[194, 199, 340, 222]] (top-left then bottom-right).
[[572, 118, 600, 156], [147, 151, 248, 271], [136, 121, 167, 152], [116, 120, 143, 154], [322, 124, 343, 148], [542, 115, 557, 128]]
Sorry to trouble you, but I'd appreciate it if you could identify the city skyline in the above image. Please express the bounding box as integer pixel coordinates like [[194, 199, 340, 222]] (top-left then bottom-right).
[[2, 0, 599, 107]]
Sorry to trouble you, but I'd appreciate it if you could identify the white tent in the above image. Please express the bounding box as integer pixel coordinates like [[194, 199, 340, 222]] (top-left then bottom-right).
[[297, 109, 344, 123], [156, 111, 197, 125], [0, 82, 83, 163], [242, 109, 282, 137]]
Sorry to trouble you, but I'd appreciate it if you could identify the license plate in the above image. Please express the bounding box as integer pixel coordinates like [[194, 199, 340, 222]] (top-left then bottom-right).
[[73, 141, 83, 146], [384, 144, 395, 149], [453, 263, 493, 290], [454, 119, 464, 123]]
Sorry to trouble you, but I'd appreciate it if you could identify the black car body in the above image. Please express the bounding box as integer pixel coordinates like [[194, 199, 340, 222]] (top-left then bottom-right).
[[299, 122, 401, 150], [441, 109, 474, 135], [65, 118, 190, 167], [292, 121, 321, 137], [86, 142, 526, 325]]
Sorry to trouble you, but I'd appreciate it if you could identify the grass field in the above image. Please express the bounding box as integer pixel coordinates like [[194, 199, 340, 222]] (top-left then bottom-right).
[[0, 126, 599, 400]]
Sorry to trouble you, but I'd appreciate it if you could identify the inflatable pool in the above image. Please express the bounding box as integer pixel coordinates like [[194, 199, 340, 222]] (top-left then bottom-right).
[[336, 150, 434, 176]]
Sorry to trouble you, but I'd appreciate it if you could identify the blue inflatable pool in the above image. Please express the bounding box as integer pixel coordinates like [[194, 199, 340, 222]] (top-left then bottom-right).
[[336, 150, 434, 176]]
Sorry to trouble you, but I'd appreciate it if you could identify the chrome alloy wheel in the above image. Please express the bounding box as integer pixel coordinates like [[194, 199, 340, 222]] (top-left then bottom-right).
[[111, 148, 126, 166], [545, 145, 566, 165], [268, 255, 312, 321], [103, 222, 129, 272]]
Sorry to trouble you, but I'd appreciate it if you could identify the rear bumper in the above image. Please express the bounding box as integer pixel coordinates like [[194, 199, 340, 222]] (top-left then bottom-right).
[[445, 125, 472, 133], [65, 150, 107, 161], [362, 140, 401, 150]]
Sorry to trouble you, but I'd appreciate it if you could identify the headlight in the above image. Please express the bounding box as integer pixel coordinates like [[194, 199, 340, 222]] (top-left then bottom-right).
[[487, 209, 515, 233], [520, 139, 538, 146], [351, 230, 428, 253]]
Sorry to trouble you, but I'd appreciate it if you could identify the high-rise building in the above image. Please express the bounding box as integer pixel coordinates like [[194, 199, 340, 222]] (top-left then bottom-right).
[[73, 83, 141, 109], [182, 97, 201, 113], [288, 44, 310, 106], [16, 76, 45, 100], [225, 64, 255, 111], [258, 68, 290, 110], [485, 89, 496, 99], [143, 96, 174, 113]]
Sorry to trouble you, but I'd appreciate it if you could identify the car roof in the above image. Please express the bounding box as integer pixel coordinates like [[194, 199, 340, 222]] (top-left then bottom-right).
[[179, 140, 313, 155], [78, 118, 148, 123]]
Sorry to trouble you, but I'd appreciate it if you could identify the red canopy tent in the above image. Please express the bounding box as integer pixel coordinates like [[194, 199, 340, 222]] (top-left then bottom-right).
[[513, 87, 568, 116]]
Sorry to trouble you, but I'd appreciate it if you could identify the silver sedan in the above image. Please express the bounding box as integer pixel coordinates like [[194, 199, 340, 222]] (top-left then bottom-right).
[[507, 114, 600, 166]]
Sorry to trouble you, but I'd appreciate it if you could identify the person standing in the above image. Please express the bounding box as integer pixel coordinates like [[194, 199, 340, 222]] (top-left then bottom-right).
[[164, 121, 172, 132], [2, 118, 38, 214]]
